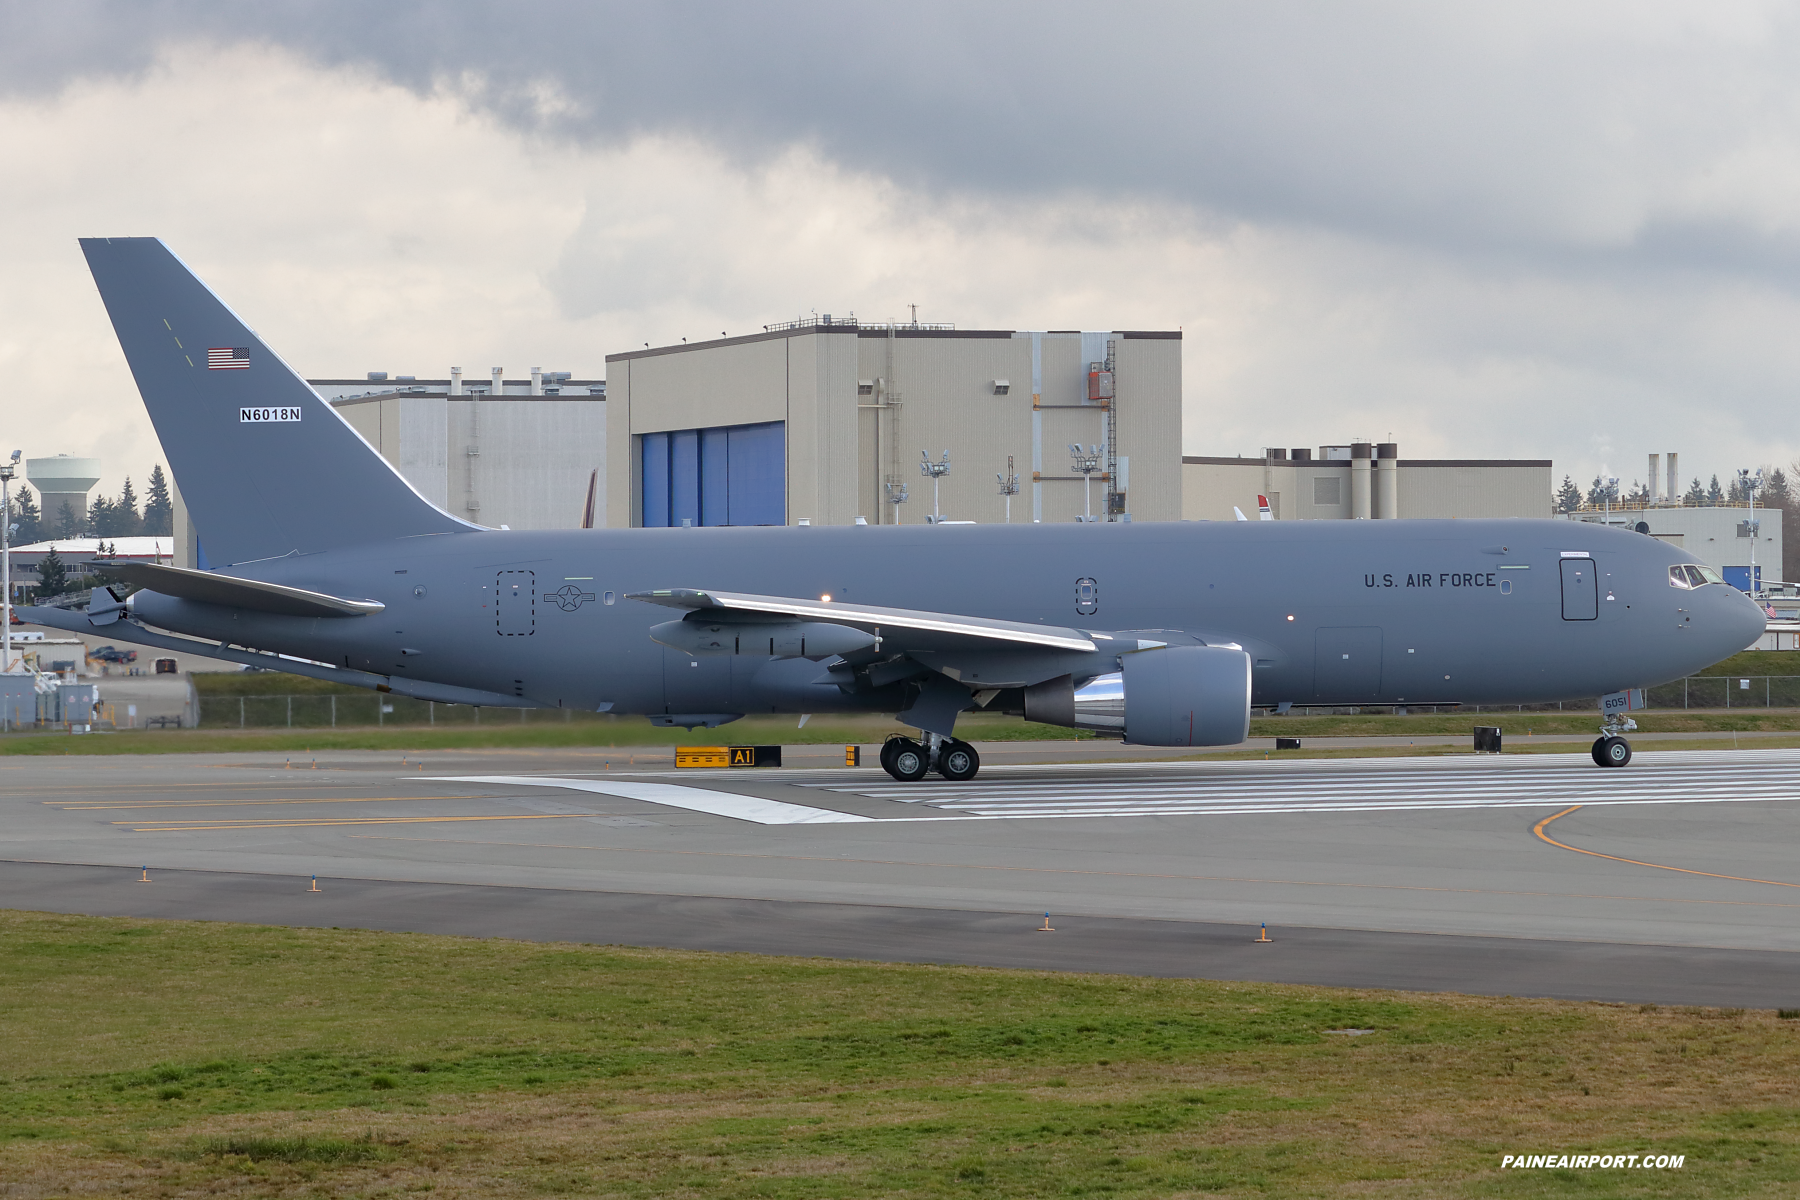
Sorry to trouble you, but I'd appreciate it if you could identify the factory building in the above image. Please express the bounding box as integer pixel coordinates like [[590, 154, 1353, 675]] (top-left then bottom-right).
[[1560, 506, 1783, 594], [1557, 457, 1785, 594], [1182, 445, 1552, 521], [317, 371, 606, 533], [163, 371, 604, 568], [604, 320, 1182, 527]]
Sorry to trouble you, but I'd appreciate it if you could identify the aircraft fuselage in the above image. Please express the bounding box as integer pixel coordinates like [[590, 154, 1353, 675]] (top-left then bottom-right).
[[126, 516, 1763, 720]]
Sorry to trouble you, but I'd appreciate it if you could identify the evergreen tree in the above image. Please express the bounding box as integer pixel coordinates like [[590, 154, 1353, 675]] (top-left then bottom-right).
[[1625, 479, 1650, 505], [142, 465, 173, 536], [35, 546, 68, 598], [7, 484, 39, 545], [1585, 476, 1618, 507], [1554, 475, 1582, 513], [88, 494, 125, 538], [1707, 474, 1725, 505], [1683, 478, 1706, 506], [1766, 466, 1792, 510], [55, 499, 82, 538], [115, 477, 140, 536]]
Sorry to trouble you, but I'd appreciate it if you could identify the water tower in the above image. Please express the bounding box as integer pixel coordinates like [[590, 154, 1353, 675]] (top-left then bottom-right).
[[25, 455, 101, 535]]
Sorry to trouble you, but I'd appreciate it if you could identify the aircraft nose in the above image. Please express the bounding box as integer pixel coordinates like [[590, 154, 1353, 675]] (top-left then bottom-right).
[[1707, 586, 1767, 658]]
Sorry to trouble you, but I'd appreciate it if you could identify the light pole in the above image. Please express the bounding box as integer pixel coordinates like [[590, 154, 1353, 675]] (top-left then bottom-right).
[[1740, 468, 1764, 591], [996, 456, 1020, 523], [1, 450, 16, 676], [1069, 444, 1100, 522], [885, 479, 908, 524], [920, 450, 950, 522], [1602, 475, 1618, 526]]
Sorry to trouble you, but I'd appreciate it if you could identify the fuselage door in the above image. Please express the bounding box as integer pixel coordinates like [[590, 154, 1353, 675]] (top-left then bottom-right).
[[1559, 557, 1597, 621], [496, 570, 536, 636]]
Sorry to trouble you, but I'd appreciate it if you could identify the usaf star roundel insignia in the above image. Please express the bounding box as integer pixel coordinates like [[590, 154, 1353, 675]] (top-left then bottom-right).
[[551, 584, 597, 611]]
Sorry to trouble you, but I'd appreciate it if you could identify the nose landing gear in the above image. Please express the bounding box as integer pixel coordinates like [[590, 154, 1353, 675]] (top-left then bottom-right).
[[1591, 716, 1636, 768]]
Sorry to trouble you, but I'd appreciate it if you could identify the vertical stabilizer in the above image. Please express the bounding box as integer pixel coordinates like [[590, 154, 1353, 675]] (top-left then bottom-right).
[[80, 238, 473, 565]]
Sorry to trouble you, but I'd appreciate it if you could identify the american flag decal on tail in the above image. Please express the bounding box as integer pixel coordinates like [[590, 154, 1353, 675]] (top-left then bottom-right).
[[207, 346, 250, 370]]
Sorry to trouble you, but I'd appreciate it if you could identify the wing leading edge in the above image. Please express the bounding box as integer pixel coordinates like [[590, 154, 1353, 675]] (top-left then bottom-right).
[[626, 589, 1097, 653]]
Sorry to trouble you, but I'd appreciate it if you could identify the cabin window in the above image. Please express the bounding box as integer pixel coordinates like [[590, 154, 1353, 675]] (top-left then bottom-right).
[[1668, 565, 1693, 590]]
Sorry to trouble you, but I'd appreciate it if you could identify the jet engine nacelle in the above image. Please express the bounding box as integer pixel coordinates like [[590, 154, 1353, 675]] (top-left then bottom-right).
[[649, 617, 877, 661], [1023, 645, 1251, 746]]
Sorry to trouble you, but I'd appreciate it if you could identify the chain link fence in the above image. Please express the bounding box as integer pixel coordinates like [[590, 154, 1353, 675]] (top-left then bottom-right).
[[197, 694, 592, 728], [201, 677, 1800, 727]]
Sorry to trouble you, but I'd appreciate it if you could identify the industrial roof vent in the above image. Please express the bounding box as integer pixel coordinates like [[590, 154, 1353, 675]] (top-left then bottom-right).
[[991, 379, 1011, 395]]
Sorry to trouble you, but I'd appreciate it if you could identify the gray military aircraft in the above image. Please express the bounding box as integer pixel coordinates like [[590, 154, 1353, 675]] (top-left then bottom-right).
[[23, 238, 1766, 779]]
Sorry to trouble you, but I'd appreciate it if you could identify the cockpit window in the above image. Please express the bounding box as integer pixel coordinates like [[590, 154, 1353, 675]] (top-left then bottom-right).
[[1671, 564, 1723, 588]]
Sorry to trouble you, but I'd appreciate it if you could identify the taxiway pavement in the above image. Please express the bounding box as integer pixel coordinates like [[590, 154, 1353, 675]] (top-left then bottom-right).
[[4, 744, 1800, 1007]]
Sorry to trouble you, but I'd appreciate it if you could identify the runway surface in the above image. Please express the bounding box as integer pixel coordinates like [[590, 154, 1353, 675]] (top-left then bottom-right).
[[5, 744, 1800, 1006]]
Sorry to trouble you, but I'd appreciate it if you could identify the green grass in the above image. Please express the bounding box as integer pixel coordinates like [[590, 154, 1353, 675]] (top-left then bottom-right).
[[0, 711, 1094, 756], [9, 709, 1800, 757], [1246, 710, 1800, 738], [1695, 650, 1800, 676], [0, 911, 1794, 1196]]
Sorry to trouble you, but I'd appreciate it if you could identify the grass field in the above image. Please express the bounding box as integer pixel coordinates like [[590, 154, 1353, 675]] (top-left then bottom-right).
[[0, 711, 1090, 757], [9, 646, 1800, 757], [9, 709, 1800, 757], [0, 911, 1793, 1197]]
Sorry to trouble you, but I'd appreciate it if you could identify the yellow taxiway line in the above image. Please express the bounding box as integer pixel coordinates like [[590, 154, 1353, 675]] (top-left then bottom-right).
[[1533, 805, 1800, 889], [121, 813, 588, 833], [58, 796, 473, 811]]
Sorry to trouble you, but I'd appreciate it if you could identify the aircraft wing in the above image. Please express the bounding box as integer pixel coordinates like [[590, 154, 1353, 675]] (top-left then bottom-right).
[[100, 562, 385, 618], [625, 588, 1096, 653]]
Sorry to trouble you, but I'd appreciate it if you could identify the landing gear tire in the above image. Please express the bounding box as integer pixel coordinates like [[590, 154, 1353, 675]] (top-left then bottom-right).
[[1593, 735, 1632, 768], [884, 738, 930, 781], [935, 739, 980, 781]]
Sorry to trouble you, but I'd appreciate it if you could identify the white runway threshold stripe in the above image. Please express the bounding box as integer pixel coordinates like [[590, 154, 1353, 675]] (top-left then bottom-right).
[[439, 777, 873, 825], [801, 749, 1800, 819]]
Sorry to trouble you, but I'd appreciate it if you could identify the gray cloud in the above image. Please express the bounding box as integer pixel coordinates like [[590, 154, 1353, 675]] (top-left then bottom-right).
[[9, 2, 1800, 496], [11, 1, 1800, 275]]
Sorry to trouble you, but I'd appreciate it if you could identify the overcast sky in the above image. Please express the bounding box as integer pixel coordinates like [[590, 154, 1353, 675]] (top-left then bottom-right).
[[6, 1, 1800, 506]]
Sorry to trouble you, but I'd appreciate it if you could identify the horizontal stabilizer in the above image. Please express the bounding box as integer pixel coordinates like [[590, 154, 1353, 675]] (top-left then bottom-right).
[[626, 588, 1096, 653], [19, 604, 534, 707], [102, 562, 383, 617]]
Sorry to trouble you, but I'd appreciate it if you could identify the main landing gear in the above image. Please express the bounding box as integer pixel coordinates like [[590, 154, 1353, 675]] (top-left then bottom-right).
[[880, 733, 981, 782], [1591, 716, 1636, 768]]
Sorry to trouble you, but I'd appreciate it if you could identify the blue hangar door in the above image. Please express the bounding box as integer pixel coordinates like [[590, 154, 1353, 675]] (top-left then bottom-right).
[[640, 421, 785, 526]]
